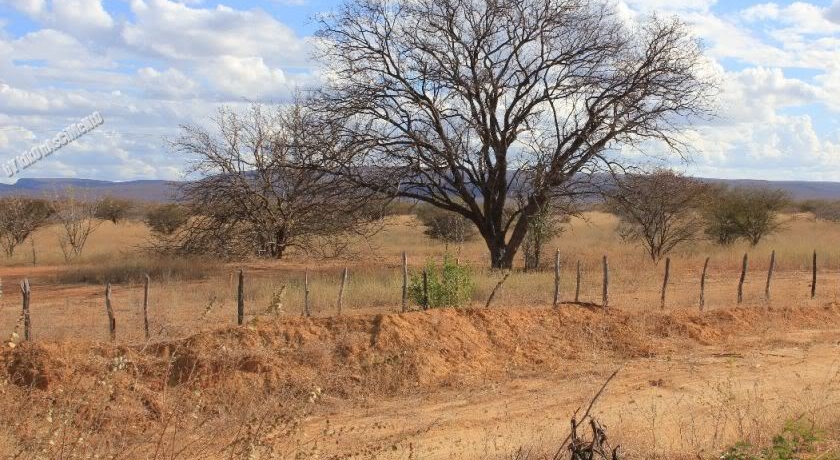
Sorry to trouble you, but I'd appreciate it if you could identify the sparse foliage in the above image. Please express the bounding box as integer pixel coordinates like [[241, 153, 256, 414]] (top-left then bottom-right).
[[50, 188, 103, 262], [95, 196, 134, 224], [606, 170, 709, 263], [705, 187, 789, 246], [170, 102, 384, 259], [144, 203, 189, 236], [408, 255, 474, 308], [521, 203, 568, 271], [313, 0, 716, 268], [415, 205, 477, 247], [0, 197, 53, 257]]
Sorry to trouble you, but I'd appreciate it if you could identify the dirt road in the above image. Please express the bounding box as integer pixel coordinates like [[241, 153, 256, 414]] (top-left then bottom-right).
[[293, 327, 840, 459]]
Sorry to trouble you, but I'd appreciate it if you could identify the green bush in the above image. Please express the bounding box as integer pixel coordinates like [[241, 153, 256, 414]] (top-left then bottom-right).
[[408, 255, 474, 308], [720, 419, 822, 460]]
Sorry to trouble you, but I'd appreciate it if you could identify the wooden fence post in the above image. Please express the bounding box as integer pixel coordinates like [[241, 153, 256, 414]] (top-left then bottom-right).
[[553, 249, 561, 308], [602, 255, 609, 308], [401, 252, 408, 313], [422, 269, 429, 310], [304, 270, 311, 318], [737, 253, 748, 305], [485, 271, 511, 309], [811, 250, 817, 299], [143, 274, 150, 340], [237, 269, 244, 325], [575, 261, 581, 304], [700, 257, 709, 312], [20, 279, 30, 341], [338, 267, 348, 315], [660, 257, 671, 310], [765, 250, 775, 302], [105, 283, 116, 341]]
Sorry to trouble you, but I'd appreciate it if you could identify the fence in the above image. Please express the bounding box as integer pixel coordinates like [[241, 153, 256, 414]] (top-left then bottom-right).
[[4, 249, 832, 343]]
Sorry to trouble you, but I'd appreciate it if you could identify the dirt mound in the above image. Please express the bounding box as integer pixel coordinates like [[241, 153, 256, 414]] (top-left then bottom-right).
[[1, 304, 839, 457], [4, 304, 837, 398]]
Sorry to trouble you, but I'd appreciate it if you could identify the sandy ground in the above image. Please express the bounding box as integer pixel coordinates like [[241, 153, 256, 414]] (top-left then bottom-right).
[[291, 326, 840, 459]]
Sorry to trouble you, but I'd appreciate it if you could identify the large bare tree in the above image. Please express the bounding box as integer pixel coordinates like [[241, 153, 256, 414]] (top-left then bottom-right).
[[170, 103, 384, 259], [313, 0, 715, 268]]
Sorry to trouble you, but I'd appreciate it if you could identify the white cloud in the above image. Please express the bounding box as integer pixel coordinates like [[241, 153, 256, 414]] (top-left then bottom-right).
[[122, 0, 309, 66]]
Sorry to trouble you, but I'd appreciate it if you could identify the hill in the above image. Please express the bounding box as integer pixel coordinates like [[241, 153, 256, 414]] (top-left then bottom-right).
[[1, 176, 839, 202]]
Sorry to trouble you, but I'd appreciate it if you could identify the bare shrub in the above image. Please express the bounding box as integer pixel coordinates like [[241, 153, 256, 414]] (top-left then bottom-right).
[[170, 102, 385, 259], [606, 170, 710, 263], [50, 187, 103, 262], [0, 196, 53, 257], [415, 204, 477, 247]]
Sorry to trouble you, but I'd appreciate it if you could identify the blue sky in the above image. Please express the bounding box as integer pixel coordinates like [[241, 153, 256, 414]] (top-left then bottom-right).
[[0, 0, 839, 182]]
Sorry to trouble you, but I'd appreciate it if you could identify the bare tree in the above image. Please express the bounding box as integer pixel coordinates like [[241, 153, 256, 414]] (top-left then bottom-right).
[[0, 197, 53, 257], [51, 187, 104, 262], [312, 0, 716, 268], [170, 102, 385, 259], [606, 170, 709, 263]]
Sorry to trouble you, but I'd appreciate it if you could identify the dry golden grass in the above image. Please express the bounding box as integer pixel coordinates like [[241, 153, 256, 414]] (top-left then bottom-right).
[[1, 212, 840, 342]]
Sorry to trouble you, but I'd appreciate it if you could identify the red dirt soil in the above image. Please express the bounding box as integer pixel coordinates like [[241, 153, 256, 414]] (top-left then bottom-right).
[[2, 304, 840, 458]]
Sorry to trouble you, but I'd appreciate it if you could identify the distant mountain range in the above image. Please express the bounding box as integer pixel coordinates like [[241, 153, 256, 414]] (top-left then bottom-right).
[[0, 178, 180, 202], [2, 177, 840, 202]]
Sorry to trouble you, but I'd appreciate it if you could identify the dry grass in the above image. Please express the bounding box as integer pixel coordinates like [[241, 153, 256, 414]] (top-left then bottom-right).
[[1, 212, 840, 458], [1, 212, 840, 342]]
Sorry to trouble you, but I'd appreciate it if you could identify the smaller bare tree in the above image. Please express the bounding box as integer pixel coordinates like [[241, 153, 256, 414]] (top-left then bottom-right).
[[0, 197, 53, 257], [51, 187, 103, 262], [606, 170, 710, 263], [521, 202, 569, 271]]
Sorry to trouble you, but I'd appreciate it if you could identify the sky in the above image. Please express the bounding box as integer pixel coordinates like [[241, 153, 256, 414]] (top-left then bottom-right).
[[0, 0, 839, 183]]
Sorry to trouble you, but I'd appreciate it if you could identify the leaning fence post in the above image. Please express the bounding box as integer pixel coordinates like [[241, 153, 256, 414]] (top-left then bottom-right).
[[602, 255, 609, 308], [737, 253, 748, 305], [553, 249, 561, 308], [575, 261, 581, 304], [401, 252, 408, 313], [811, 250, 817, 299], [20, 279, 30, 341], [105, 283, 116, 341], [660, 257, 671, 310], [143, 274, 150, 340], [422, 269, 429, 310], [304, 270, 311, 318], [337, 267, 348, 315], [765, 250, 775, 302], [237, 269, 245, 325], [700, 257, 709, 312]]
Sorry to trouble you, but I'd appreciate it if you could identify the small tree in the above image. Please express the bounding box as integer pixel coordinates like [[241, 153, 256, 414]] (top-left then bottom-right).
[[95, 196, 134, 224], [606, 170, 709, 263], [0, 197, 53, 257], [415, 205, 477, 248], [144, 203, 189, 236], [51, 188, 103, 262], [522, 203, 568, 271], [704, 187, 789, 246]]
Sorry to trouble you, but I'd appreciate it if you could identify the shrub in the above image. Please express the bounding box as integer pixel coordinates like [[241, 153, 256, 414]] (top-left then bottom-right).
[[415, 205, 477, 246], [53, 256, 218, 285], [704, 187, 789, 246], [408, 255, 474, 308], [719, 419, 821, 460], [95, 196, 135, 224], [145, 203, 189, 235]]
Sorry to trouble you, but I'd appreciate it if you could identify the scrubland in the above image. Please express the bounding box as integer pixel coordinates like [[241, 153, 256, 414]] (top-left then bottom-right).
[[2, 212, 840, 458]]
